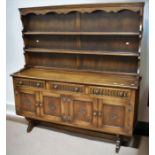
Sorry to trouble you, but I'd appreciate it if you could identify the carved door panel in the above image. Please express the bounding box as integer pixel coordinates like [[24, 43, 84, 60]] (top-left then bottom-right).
[[15, 88, 39, 117], [98, 99, 133, 136], [70, 96, 98, 128], [40, 92, 63, 122]]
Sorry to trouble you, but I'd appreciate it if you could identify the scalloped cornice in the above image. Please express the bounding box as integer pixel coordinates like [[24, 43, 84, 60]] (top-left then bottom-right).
[[19, 3, 144, 16]]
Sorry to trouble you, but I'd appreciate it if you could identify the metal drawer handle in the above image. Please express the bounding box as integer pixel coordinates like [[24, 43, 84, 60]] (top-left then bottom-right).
[[62, 97, 67, 102], [62, 115, 67, 121], [93, 111, 97, 116], [74, 87, 79, 92], [36, 83, 41, 87], [18, 80, 23, 85], [53, 84, 58, 89]]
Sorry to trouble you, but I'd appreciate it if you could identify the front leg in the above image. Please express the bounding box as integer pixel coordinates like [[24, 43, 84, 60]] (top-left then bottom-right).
[[27, 119, 34, 133], [115, 135, 121, 153], [26, 118, 38, 133]]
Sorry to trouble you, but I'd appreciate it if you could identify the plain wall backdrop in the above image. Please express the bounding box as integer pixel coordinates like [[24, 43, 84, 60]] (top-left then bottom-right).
[[6, 0, 149, 122]]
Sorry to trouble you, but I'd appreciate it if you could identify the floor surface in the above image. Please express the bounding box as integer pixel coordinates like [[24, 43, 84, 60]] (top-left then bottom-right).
[[6, 119, 149, 155]]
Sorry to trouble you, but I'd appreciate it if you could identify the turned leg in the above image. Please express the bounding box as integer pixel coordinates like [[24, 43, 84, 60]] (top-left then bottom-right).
[[115, 135, 121, 153]]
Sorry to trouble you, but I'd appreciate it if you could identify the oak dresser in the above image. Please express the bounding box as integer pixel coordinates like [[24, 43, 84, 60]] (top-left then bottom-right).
[[11, 3, 144, 152]]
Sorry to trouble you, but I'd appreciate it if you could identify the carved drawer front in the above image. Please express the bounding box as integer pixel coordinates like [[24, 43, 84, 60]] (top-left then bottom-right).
[[70, 96, 98, 128], [14, 78, 45, 89], [40, 92, 62, 122], [98, 100, 133, 136], [88, 86, 130, 99], [14, 88, 40, 117], [47, 82, 84, 94]]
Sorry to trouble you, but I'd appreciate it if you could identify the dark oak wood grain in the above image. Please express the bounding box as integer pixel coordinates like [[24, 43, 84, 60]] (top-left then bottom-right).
[[11, 3, 144, 153]]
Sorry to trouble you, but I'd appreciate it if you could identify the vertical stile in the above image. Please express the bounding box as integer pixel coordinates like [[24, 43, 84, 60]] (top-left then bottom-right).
[[137, 11, 144, 75], [76, 12, 81, 69]]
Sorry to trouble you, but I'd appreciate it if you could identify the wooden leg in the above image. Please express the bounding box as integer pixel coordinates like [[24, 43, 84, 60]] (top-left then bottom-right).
[[115, 135, 121, 153], [27, 119, 34, 133], [25, 118, 39, 133]]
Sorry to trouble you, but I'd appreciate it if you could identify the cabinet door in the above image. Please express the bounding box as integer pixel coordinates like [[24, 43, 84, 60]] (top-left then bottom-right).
[[98, 100, 133, 136], [70, 96, 98, 128], [40, 92, 63, 122], [15, 88, 39, 117]]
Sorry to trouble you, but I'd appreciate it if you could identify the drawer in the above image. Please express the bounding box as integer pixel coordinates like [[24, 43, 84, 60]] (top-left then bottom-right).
[[14, 78, 45, 89], [88, 86, 130, 99], [47, 81, 85, 93]]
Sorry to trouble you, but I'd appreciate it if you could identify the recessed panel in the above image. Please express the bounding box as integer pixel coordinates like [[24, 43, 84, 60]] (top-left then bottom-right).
[[73, 100, 93, 123], [102, 104, 125, 127], [43, 96, 61, 116], [21, 93, 36, 112]]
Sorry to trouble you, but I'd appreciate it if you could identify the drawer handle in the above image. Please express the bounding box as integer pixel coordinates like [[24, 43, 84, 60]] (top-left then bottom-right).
[[93, 111, 97, 116], [62, 97, 67, 102], [67, 98, 71, 103], [18, 80, 23, 85], [36, 83, 41, 87], [74, 87, 79, 92], [53, 84, 58, 89], [62, 115, 67, 121]]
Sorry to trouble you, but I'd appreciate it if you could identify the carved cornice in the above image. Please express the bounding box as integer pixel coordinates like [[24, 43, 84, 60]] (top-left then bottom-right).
[[19, 3, 144, 16]]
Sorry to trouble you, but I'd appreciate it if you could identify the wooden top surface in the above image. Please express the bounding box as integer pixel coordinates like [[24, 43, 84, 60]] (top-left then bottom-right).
[[12, 68, 139, 89], [19, 2, 144, 16]]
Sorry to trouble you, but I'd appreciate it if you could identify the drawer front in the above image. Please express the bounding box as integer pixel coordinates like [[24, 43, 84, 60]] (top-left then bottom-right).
[[14, 78, 45, 89], [47, 82, 85, 94], [88, 86, 130, 100]]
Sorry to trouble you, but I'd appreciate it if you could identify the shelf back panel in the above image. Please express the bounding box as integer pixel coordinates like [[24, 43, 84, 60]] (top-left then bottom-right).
[[26, 53, 77, 69], [80, 36, 139, 52], [22, 12, 77, 32], [80, 10, 140, 32], [22, 10, 141, 32], [26, 53, 138, 73], [25, 35, 77, 50], [24, 35, 139, 52]]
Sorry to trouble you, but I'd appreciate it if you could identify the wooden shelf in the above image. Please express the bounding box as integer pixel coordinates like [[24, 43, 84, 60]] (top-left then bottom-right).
[[23, 31, 140, 36], [25, 48, 139, 57], [25, 65, 139, 77]]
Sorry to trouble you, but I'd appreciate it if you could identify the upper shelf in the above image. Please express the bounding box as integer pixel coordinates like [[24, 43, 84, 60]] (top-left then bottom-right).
[[23, 31, 140, 36]]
